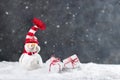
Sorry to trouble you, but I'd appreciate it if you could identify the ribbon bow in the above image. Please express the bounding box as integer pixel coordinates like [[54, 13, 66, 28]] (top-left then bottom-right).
[[49, 58, 61, 72], [64, 57, 79, 68]]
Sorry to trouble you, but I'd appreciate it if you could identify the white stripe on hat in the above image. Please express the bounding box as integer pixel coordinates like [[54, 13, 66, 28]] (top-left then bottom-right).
[[34, 25, 38, 28], [26, 25, 39, 38], [26, 35, 33, 39], [29, 29, 36, 34]]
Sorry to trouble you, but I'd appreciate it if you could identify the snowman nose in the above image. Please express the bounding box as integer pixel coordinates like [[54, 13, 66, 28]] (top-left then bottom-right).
[[31, 43, 36, 47]]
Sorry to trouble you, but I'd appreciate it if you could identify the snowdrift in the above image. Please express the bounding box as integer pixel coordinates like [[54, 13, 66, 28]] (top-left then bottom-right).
[[0, 61, 120, 80]]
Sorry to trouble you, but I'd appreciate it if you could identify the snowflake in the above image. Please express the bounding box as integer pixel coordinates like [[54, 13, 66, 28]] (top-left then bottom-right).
[[56, 25, 60, 28], [12, 30, 15, 33], [46, 1, 49, 4], [98, 38, 101, 41], [61, 43, 64, 45], [78, 7, 81, 9], [65, 22, 68, 25], [101, 10, 105, 13], [25, 6, 29, 9], [86, 29, 89, 32], [53, 45, 56, 47], [72, 14, 75, 17], [0, 49, 2, 52], [96, 22, 98, 25], [66, 6, 70, 10], [86, 35, 89, 37], [41, 14, 44, 17], [44, 41, 47, 44], [5, 11, 9, 15]]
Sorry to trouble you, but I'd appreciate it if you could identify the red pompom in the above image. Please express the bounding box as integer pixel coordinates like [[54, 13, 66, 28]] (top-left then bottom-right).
[[32, 18, 46, 30]]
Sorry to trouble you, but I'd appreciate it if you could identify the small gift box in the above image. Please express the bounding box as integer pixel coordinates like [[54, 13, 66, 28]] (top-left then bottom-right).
[[45, 56, 63, 72], [63, 54, 80, 69]]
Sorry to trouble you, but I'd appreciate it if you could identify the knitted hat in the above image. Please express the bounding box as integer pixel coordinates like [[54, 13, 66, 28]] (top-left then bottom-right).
[[25, 18, 46, 44]]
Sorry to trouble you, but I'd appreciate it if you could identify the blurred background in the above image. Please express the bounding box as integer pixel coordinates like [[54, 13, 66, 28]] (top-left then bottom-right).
[[0, 0, 120, 64]]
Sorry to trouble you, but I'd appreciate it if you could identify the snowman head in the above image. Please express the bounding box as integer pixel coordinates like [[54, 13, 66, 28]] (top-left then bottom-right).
[[25, 36, 40, 53]]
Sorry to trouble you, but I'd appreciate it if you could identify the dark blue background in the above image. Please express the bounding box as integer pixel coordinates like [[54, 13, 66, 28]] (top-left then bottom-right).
[[0, 0, 120, 64]]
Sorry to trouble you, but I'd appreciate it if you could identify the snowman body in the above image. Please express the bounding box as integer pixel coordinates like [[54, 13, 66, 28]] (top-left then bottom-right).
[[19, 43, 43, 70]]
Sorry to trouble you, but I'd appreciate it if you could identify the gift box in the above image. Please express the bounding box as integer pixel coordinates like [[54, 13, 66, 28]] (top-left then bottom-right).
[[63, 54, 81, 69], [45, 56, 63, 72]]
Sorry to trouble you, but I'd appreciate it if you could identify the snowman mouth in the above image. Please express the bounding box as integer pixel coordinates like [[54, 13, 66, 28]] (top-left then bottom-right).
[[29, 47, 36, 52]]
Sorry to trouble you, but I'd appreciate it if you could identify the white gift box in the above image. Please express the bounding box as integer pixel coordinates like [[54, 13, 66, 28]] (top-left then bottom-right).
[[45, 57, 63, 73], [63, 54, 80, 69], [19, 53, 43, 70]]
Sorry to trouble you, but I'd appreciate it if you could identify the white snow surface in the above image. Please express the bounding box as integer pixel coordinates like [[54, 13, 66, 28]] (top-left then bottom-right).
[[0, 61, 120, 80]]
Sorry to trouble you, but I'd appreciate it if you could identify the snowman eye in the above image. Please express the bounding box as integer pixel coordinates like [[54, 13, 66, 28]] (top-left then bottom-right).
[[27, 44, 30, 48], [28, 44, 32, 48]]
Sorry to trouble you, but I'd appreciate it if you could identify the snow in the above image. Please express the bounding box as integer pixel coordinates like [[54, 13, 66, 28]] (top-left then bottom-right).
[[86, 29, 89, 32], [12, 29, 15, 33], [86, 35, 89, 37], [101, 9, 105, 13], [98, 38, 101, 41], [78, 7, 81, 9], [25, 6, 29, 9], [65, 22, 68, 25], [56, 25, 60, 28], [41, 14, 44, 17], [0, 61, 120, 80], [44, 41, 47, 44], [72, 14, 75, 18], [0, 49, 2, 52], [53, 45, 56, 47], [5, 11, 9, 15], [66, 6, 70, 10]]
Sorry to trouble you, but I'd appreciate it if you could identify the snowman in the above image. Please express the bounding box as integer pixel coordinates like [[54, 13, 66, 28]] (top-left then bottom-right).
[[19, 18, 46, 70]]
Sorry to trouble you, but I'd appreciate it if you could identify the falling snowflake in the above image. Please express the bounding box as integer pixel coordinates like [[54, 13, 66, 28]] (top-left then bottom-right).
[[96, 22, 98, 25], [5, 11, 9, 15], [12, 30, 15, 33], [86, 29, 89, 32], [44, 41, 47, 44], [41, 14, 44, 17], [66, 6, 70, 10], [61, 43, 64, 45], [101, 10, 105, 13], [65, 22, 68, 25], [72, 14, 75, 18], [0, 49, 2, 52], [78, 7, 81, 9], [86, 35, 89, 37], [53, 45, 55, 47], [56, 25, 60, 28], [46, 1, 49, 4], [98, 38, 101, 41], [25, 6, 29, 9]]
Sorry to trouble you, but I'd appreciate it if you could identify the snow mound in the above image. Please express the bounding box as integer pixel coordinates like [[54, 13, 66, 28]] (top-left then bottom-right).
[[0, 61, 120, 80]]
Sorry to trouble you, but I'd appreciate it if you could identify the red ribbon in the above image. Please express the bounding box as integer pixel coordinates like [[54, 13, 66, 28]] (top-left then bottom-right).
[[27, 51, 37, 55], [64, 57, 79, 68], [49, 58, 61, 72]]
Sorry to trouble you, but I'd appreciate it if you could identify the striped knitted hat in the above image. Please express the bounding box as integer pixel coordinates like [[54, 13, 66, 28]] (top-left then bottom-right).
[[25, 18, 46, 44]]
